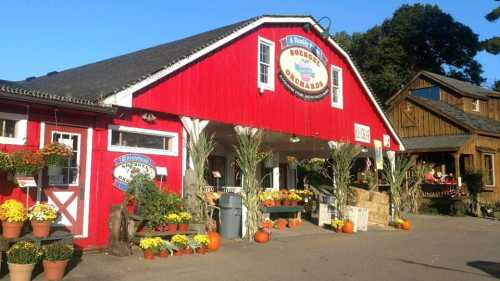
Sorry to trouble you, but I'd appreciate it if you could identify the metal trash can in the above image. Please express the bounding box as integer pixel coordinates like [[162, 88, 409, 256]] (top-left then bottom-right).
[[219, 193, 242, 239]]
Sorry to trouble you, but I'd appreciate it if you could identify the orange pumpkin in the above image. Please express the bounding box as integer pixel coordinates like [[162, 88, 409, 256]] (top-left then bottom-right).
[[288, 218, 300, 228], [263, 199, 274, 207], [342, 220, 354, 234], [207, 231, 221, 251], [254, 230, 269, 243], [276, 219, 288, 230], [402, 219, 411, 231], [261, 220, 273, 229]]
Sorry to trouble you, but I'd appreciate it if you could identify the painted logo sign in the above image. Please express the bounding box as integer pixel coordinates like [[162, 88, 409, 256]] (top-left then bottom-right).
[[279, 35, 329, 100], [113, 154, 156, 191]]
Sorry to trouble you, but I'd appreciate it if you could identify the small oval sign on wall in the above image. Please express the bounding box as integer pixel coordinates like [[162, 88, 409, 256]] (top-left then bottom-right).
[[113, 154, 156, 191], [279, 35, 329, 101]]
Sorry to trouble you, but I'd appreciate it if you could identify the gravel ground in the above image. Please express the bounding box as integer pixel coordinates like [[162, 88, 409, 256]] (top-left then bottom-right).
[[2, 215, 500, 281]]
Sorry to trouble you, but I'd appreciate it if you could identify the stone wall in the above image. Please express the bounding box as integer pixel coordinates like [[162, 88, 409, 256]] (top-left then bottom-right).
[[349, 187, 390, 226]]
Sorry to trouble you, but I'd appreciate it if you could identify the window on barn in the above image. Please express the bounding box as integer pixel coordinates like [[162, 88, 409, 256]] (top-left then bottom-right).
[[472, 99, 480, 112], [410, 86, 440, 101], [108, 125, 178, 156], [483, 153, 495, 186], [0, 112, 27, 145], [257, 37, 275, 91], [331, 65, 343, 109]]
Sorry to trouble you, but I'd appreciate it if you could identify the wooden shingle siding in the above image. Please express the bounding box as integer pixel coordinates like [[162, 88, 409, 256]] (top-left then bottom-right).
[[387, 100, 466, 138]]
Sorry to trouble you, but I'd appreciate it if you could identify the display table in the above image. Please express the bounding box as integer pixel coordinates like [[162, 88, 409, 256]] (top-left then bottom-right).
[[134, 230, 197, 237], [260, 205, 304, 220]]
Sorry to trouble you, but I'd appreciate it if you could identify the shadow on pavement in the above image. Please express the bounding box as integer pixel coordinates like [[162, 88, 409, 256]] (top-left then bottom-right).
[[394, 258, 492, 279], [467, 261, 500, 279]]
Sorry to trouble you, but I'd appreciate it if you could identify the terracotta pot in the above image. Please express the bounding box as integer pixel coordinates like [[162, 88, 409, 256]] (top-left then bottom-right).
[[207, 231, 221, 252], [178, 223, 189, 232], [166, 223, 178, 232], [402, 220, 412, 231], [342, 220, 354, 234], [196, 247, 207, 255], [183, 247, 193, 255], [8, 263, 35, 281], [274, 200, 281, 206], [143, 249, 155, 260], [282, 200, 290, 206], [2, 221, 23, 239], [31, 220, 51, 238], [290, 200, 298, 206], [263, 199, 274, 207], [254, 230, 270, 243], [173, 250, 183, 256], [43, 259, 69, 281], [158, 250, 170, 258]]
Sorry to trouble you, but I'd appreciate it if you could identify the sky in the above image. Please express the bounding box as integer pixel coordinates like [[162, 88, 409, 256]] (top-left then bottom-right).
[[1, 0, 498, 87]]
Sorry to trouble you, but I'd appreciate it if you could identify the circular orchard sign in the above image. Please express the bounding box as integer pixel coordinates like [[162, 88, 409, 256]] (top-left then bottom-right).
[[278, 35, 329, 101], [113, 154, 156, 192]]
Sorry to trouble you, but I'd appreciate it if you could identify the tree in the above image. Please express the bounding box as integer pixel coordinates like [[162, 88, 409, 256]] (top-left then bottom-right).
[[493, 80, 500, 92], [481, 1, 500, 55], [335, 4, 485, 103]]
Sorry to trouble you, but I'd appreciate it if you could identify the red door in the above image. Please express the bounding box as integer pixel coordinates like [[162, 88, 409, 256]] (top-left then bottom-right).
[[43, 124, 88, 235]]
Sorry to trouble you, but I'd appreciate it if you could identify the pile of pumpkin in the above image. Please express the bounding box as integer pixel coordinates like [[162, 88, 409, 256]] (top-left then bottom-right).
[[331, 219, 355, 233], [393, 218, 412, 231], [254, 218, 302, 243]]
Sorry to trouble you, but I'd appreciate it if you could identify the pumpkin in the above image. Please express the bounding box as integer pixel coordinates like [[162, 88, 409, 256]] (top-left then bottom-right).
[[262, 220, 273, 229], [254, 230, 269, 243], [402, 219, 411, 231], [288, 218, 300, 228], [275, 219, 287, 230], [342, 220, 354, 233], [263, 199, 274, 207], [207, 231, 221, 251]]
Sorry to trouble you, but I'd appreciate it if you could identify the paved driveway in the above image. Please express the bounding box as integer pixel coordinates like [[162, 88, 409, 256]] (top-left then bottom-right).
[[4, 215, 500, 281]]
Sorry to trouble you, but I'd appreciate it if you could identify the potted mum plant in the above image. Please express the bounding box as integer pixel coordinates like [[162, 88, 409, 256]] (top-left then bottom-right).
[[177, 212, 192, 232], [164, 213, 180, 232], [193, 234, 210, 255], [40, 143, 73, 177], [0, 199, 27, 239], [171, 234, 189, 256], [42, 242, 74, 281], [287, 191, 302, 206], [271, 191, 281, 206], [331, 219, 344, 233], [139, 237, 162, 260], [10, 150, 45, 177], [7, 241, 42, 281], [0, 152, 13, 173], [28, 202, 58, 238], [158, 240, 176, 258]]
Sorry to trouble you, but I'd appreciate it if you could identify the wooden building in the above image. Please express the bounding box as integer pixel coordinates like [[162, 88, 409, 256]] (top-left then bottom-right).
[[386, 71, 500, 202]]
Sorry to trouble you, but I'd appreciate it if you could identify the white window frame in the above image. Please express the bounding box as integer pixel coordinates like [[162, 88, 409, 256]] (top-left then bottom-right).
[[483, 153, 495, 187], [257, 36, 275, 92], [472, 99, 480, 112], [0, 112, 27, 145], [49, 131, 81, 187], [330, 65, 343, 109], [107, 125, 179, 156]]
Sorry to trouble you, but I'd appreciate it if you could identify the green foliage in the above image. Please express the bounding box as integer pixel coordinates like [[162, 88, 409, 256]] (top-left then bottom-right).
[[493, 80, 500, 92], [463, 170, 484, 195], [335, 3, 484, 103], [127, 174, 181, 227], [0, 152, 13, 171], [481, 37, 500, 55], [7, 241, 42, 264], [485, 6, 500, 22], [43, 242, 74, 261]]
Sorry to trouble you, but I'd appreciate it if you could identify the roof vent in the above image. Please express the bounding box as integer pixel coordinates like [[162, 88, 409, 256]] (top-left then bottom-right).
[[46, 71, 58, 76], [25, 76, 36, 81]]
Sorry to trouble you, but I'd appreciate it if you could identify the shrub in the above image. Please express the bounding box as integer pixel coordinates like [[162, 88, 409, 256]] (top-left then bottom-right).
[[0, 152, 13, 172], [43, 242, 74, 261], [7, 241, 42, 264]]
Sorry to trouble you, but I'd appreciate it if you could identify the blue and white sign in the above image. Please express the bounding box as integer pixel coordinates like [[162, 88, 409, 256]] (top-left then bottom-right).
[[113, 154, 156, 191]]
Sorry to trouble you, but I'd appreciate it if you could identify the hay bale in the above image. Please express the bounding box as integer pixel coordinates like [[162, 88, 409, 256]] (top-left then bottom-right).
[[349, 187, 370, 204], [369, 191, 389, 204]]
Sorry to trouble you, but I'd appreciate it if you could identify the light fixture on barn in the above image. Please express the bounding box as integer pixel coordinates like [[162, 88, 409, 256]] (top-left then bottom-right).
[[141, 112, 157, 123], [303, 16, 332, 39], [289, 134, 300, 143]]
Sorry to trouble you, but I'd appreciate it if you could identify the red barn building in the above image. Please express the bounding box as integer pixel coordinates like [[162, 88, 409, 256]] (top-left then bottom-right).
[[0, 15, 403, 249]]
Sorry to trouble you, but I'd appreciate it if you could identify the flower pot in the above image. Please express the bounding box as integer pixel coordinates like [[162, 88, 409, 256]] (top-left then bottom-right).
[[196, 247, 207, 255], [158, 250, 170, 258], [2, 221, 23, 239], [43, 259, 69, 281], [167, 223, 178, 232], [183, 247, 193, 255], [282, 200, 290, 206], [290, 200, 298, 206], [8, 263, 35, 281], [143, 249, 155, 260], [173, 250, 183, 256], [47, 165, 63, 177], [31, 220, 51, 238], [274, 200, 281, 206], [178, 223, 189, 232]]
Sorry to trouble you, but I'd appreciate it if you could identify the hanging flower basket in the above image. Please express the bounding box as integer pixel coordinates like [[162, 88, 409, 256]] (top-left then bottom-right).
[[11, 150, 45, 178]]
